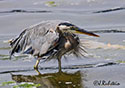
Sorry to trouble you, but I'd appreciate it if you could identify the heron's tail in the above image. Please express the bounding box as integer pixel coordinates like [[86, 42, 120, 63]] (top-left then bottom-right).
[[9, 30, 27, 59]]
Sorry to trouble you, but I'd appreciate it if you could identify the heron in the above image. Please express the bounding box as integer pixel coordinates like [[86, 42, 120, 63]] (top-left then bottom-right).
[[9, 20, 99, 72]]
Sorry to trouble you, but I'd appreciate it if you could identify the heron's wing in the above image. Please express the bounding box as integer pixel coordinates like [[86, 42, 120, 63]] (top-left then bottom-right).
[[10, 20, 61, 57]]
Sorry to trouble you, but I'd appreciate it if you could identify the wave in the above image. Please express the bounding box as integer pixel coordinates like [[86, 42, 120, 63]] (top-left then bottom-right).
[[91, 29, 125, 33], [83, 40, 125, 50], [94, 7, 125, 13], [0, 9, 51, 13]]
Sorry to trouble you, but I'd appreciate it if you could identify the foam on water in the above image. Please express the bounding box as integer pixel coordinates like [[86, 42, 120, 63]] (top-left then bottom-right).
[[83, 40, 125, 50]]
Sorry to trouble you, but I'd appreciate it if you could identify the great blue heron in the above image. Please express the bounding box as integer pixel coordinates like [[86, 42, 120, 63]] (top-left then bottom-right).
[[9, 20, 99, 72]]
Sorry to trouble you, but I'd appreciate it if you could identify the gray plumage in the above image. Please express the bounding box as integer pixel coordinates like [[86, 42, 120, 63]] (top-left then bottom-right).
[[9, 20, 99, 72], [10, 20, 62, 57]]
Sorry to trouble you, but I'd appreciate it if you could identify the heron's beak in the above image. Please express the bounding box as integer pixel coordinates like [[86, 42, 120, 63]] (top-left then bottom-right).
[[74, 28, 99, 37]]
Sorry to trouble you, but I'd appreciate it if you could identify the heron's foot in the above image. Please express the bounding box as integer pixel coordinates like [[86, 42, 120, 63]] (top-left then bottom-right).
[[58, 69, 62, 73], [34, 68, 41, 75]]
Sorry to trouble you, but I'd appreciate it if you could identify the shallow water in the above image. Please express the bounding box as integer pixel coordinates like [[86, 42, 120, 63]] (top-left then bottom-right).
[[0, 0, 125, 88]]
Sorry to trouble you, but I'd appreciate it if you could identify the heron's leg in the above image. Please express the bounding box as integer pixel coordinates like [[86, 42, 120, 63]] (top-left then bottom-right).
[[34, 59, 40, 69], [58, 56, 62, 72]]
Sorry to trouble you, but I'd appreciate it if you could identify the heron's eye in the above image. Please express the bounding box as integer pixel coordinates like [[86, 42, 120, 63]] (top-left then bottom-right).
[[63, 28, 68, 31], [70, 26, 77, 30]]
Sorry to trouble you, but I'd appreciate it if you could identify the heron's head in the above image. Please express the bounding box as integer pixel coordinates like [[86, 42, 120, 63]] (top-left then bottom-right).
[[57, 22, 99, 37]]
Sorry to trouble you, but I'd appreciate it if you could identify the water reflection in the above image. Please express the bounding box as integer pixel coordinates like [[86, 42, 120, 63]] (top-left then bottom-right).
[[11, 70, 83, 88]]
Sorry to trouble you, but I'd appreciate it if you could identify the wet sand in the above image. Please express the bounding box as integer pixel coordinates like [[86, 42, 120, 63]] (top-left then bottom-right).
[[0, 0, 125, 88]]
